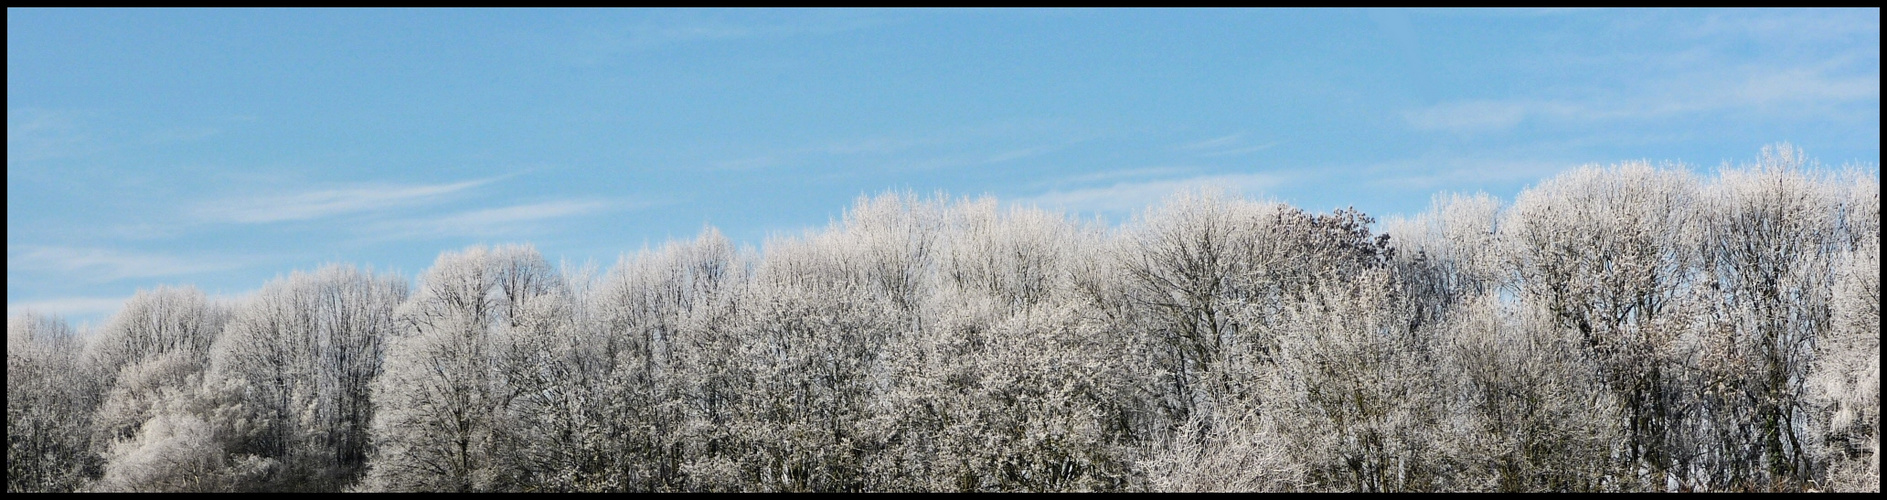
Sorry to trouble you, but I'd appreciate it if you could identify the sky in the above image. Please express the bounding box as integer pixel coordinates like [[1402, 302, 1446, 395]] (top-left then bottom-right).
[[8, 8, 1880, 327]]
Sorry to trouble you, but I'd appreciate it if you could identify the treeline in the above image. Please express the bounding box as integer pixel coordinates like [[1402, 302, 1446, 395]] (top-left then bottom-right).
[[7, 145, 1878, 492]]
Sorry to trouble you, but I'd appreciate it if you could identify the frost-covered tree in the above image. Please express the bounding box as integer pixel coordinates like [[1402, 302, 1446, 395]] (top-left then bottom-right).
[[1262, 268, 1456, 492], [1440, 292, 1623, 492], [85, 286, 233, 492], [93, 404, 272, 492], [1127, 191, 1402, 492], [1383, 192, 1505, 328], [1502, 162, 1703, 490], [205, 265, 408, 491], [10, 145, 1877, 493], [692, 193, 946, 491], [734, 239, 893, 491], [83, 286, 229, 391], [7, 312, 102, 492], [1805, 169, 1879, 492], [874, 198, 1141, 491], [583, 228, 748, 491], [1688, 145, 1843, 490], [1118, 191, 1286, 426], [362, 245, 567, 492], [1811, 234, 1879, 492]]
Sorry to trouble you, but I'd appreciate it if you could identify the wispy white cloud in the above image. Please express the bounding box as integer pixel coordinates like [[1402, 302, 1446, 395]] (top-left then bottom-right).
[[193, 177, 501, 224], [1357, 157, 1576, 192], [1044, 166, 1200, 186], [1732, 63, 1879, 105], [1406, 59, 1879, 134], [821, 135, 941, 156], [1181, 133, 1246, 151], [1177, 132, 1281, 157], [1682, 8, 1879, 42], [711, 155, 786, 171], [1403, 100, 1535, 132], [709, 134, 948, 171], [139, 126, 220, 145], [8, 246, 247, 283], [433, 200, 616, 228], [7, 296, 128, 324], [6, 287, 263, 327], [571, 10, 896, 63], [893, 135, 1095, 172], [710, 120, 1102, 172], [1408, 9, 1877, 136], [7, 109, 99, 166], [1015, 172, 1288, 216], [363, 199, 633, 240], [1201, 143, 1282, 158], [984, 144, 1062, 164]]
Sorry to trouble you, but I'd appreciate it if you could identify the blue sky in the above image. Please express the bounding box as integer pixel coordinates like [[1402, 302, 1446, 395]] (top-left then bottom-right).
[[8, 8, 1880, 326]]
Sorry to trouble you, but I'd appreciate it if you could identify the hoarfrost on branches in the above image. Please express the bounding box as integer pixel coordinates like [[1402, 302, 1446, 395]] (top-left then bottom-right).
[[6, 145, 1878, 492]]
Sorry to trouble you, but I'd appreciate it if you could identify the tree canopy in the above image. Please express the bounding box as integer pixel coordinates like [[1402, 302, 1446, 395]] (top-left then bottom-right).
[[8, 146, 1878, 492]]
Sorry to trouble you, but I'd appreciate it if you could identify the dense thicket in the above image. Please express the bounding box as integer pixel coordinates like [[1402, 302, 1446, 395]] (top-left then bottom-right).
[[8, 146, 1878, 491]]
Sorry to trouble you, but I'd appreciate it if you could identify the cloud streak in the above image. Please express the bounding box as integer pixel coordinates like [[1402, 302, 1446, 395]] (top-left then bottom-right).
[[7, 109, 100, 166], [1406, 52, 1878, 134], [8, 246, 246, 283], [433, 200, 617, 229], [193, 177, 501, 224], [709, 120, 1101, 173], [571, 10, 896, 64], [1015, 172, 1288, 217], [1177, 132, 1281, 157], [7, 296, 129, 324], [1403, 100, 1536, 133], [362, 199, 631, 240], [1357, 157, 1576, 192]]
